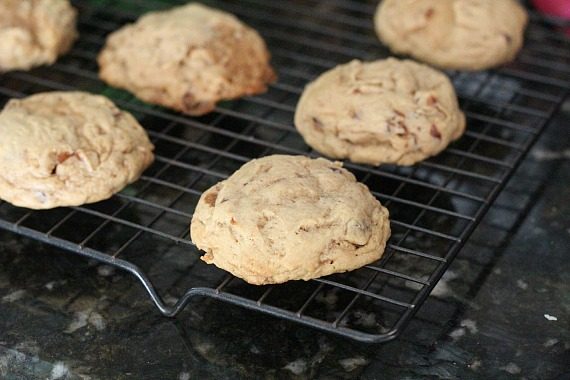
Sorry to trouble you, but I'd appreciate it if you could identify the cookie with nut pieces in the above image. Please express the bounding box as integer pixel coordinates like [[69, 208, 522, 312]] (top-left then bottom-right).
[[0, 0, 77, 71], [295, 58, 465, 166], [191, 155, 391, 285], [98, 3, 276, 115], [374, 0, 528, 70], [0, 92, 154, 209]]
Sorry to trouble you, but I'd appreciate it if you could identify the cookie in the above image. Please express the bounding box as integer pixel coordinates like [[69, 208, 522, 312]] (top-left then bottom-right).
[[294, 59, 465, 166], [0, 92, 154, 209], [374, 0, 528, 71], [0, 0, 77, 72], [190, 155, 390, 285], [98, 3, 276, 116]]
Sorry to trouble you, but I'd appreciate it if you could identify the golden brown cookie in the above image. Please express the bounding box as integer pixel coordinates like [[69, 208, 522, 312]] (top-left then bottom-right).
[[191, 155, 390, 285], [98, 3, 276, 115], [374, 0, 528, 71], [294, 59, 465, 166], [0, 92, 154, 209], [0, 0, 77, 72]]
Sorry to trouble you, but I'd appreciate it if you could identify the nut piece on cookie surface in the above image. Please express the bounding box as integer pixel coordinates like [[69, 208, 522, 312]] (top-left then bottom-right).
[[374, 0, 528, 71], [0, 0, 77, 72], [190, 155, 391, 285], [295, 58, 465, 166], [98, 3, 276, 116], [0, 92, 154, 209]]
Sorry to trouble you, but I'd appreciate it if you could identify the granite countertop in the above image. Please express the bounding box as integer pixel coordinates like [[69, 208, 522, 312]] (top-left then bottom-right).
[[0, 102, 569, 379]]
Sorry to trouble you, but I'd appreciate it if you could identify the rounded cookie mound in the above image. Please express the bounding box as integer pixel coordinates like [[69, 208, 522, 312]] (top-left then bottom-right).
[[295, 59, 465, 166], [374, 0, 528, 71], [98, 3, 276, 116], [0, 92, 155, 209], [0, 0, 77, 72], [191, 155, 390, 285]]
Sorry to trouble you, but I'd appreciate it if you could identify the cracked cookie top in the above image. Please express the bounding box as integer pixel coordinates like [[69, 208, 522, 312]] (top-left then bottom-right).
[[294, 58, 465, 166], [190, 155, 390, 285], [0, 0, 77, 72], [0, 92, 154, 209], [98, 2, 276, 116], [374, 0, 528, 71]]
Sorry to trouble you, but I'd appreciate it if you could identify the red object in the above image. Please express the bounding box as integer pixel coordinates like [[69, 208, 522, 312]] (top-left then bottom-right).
[[532, 0, 570, 18], [532, 0, 570, 35]]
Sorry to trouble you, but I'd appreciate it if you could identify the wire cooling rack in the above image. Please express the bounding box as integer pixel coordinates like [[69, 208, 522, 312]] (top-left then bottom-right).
[[0, 0, 568, 343]]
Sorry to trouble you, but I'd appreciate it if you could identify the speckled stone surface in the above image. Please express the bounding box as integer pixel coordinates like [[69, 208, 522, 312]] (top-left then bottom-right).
[[0, 105, 569, 379]]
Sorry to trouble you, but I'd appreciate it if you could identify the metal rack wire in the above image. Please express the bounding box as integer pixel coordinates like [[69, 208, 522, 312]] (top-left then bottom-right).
[[0, 0, 568, 343]]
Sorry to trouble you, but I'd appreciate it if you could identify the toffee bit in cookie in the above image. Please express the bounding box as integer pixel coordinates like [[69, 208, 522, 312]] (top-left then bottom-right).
[[57, 152, 74, 164], [427, 95, 438, 106], [430, 124, 442, 139], [397, 121, 409, 135], [204, 191, 218, 207], [182, 91, 208, 113], [312, 117, 324, 132], [111, 109, 122, 120], [51, 151, 75, 175]]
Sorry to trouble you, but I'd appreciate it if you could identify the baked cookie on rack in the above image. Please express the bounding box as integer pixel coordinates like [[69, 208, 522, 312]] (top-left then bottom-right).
[[0, 0, 77, 72], [191, 155, 390, 285], [0, 92, 154, 209], [374, 0, 528, 71], [294, 58, 465, 166], [98, 3, 276, 116]]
